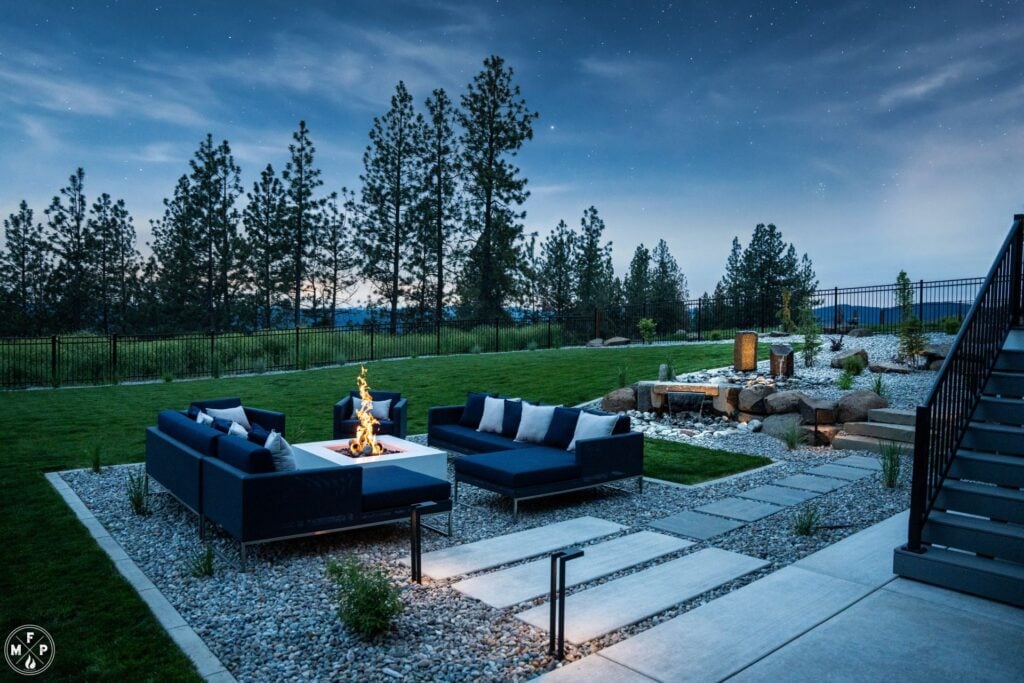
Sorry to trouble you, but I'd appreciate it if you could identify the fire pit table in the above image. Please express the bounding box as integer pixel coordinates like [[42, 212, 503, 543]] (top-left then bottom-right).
[[292, 435, 448, 480]]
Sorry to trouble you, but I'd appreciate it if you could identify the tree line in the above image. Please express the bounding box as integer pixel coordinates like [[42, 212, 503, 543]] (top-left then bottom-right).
[[0, 55, 814, 338]]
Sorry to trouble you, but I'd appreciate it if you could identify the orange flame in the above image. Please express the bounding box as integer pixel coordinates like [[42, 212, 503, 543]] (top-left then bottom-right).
[[349, 365, 383, 456]]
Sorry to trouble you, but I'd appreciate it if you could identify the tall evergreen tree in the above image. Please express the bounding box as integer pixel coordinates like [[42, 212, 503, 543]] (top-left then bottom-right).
[[317, 190, 356, 327], [574, 206, 615, 312], [537, 219, 576, 316], [649, 238, 688, 331], [89, 193, 139, 333], [457, 55, 538, 319], [150, 175, 204, 331], [0, 201, 49, 333], [624, 243, 652, 311], [358, 82, 421, 333], [242, 164, 288, 329], [46, 168, 94, 331], [282, 121, 324, 328]]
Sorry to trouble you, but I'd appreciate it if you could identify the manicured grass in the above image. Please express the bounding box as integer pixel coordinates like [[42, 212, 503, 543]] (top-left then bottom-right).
[[0, 342, 773, 679], [643, 437, 772, 485]]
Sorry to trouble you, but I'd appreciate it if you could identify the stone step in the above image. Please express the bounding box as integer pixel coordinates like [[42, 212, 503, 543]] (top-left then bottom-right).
[[834, 454, 883, 471], [867, 408, 917, 426], [832, 433, 914, 457], [737, 484, 821, 506], [843, 421, 916, 443], [693, 497, 786, 522], [804, 463, 875, 481], [516, 548, 768, 644], [452, 532, 692, 609], [407, 516, 624, 580], [773, 473, 850, 493], [649, 510, 745, 540]]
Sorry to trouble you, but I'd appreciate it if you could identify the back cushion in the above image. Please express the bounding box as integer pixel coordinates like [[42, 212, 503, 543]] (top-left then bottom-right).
[[501, 399, 524, 438], [544, 407, 581, 449], [612, 414, 631, 434], [190, 397, 242, 412], [216, 435, 275, 474], [459, 392, 490, 428], [158, 410, 219, 456]]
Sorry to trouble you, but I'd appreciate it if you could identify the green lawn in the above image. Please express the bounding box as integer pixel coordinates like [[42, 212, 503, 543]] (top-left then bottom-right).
[[643, 437, 771, 484], [0, 342, 773, 680]]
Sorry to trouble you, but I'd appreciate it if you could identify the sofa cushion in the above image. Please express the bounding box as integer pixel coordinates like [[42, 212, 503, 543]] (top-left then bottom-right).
[[477, 396, 505, 434], [215, 434, 274, 474], [459, 392, 490, 428], [336, 418, 395, 435], [454, 447, 581, 488], [352, 396, 391, 420], [501, 399, 524, 438], [361, 466, 450, 511], [158, 410, 219, 456], [212, 417, 233, 433], [430, 424, 530, 453], [543, 407, 580, 449], [191, 397, 242, 412], [264, 430, 296, 471], [207, 405, 252, 431], [515, 404, 557, 443], [248, 423, 271, 445]]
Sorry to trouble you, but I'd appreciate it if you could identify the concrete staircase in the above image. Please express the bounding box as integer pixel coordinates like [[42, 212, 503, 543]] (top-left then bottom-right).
[[894, 328, 1024, 607], [833, 408, 917, 456]]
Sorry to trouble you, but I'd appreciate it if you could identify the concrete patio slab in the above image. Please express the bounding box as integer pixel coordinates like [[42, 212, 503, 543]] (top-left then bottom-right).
[[835, 454, 883, 471], [805, 463, 875, 481], [793, 510, 907, 588], [412, 516, 625, 580], [737, 484, 820, 506], [729, 587, 1024, 682], [537, 653, 655, 683], [774, 473, 849, 493], [694, 497, 785, 522], [649, 510, 744, 539], [517, 548, 768, 644], [454, 531, 692, 608], [595, 566, 872, 682], [883, 578, 1024, 631]]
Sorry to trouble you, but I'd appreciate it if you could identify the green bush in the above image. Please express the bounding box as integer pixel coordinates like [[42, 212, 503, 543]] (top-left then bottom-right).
[[252, 357, 268, 374], [126, 470, 150, 516], [899, 316, 926, 365], [842, 355, 865, 376], [798, 301, 822, 367], [782, 421, 806, 451], [880, 442, 902, 488], [940, 316, 961, 336], [327, 557, 403, 638], [709, 332, 723, 342], [469, 343, 482, 354], [162, 370, 174, 384], [616, 366, 628, 389], [779, 289, 796, 333], [188, 545, 215, 578], [793, 506, 819, 536], [526, 340, 539, 352], [871, 373, 889, 399], [89, 446, 102, 474], [836, 371, 854, 390], [637, 318, 657, 344]]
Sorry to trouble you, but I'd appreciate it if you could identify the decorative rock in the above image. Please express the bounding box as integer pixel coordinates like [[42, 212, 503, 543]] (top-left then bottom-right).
[[601, 387, 636, 413], [848, 328, 874, 337], [830, 347, 869, 369], [636, 381, 656, 412], [735, 412, 760, 424], [734, 331, 759, 371], [836, 390, 889, 423], [800, 424, 842, 446], [769, 344, 795, 377], [764, 390, 808, 415], [922, 343, 951, 363], [712, 385, 742, 417], [929, 359, 943, 371], [604, 336, 630, 347], [587, 338, 604, 348], [738, 384, 776, 414], [799, 397, 837, 425], [868, 361, 911, 374], [762, 413, 804, 440], [658, 364, 676, 381]]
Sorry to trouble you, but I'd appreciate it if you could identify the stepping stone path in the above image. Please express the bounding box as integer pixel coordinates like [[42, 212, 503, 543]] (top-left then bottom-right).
[[454, 531, 692, 609], [650, 510, 745, 539], [836, 454, 883, 471], [737, 484, 820, 506], [806, 463, 875, 481], [517, 548, 769, 644], [409, 516, 623, 580], [773, 473, 849, 493], [694, 497, 785, 522]]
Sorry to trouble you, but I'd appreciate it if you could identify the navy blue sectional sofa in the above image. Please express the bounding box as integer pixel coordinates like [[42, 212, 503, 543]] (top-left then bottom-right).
[[146, 398, 451, 569], [428, 394, 643, 518], [334, 390, 408, 439]]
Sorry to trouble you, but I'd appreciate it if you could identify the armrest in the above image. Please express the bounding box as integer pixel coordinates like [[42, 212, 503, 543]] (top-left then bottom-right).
[[574, 431, 644, 480], [333, 397, 354, 439], [245, 407, 286, 435], [391, 398, 409, 438], [428, 405, 464, 430]]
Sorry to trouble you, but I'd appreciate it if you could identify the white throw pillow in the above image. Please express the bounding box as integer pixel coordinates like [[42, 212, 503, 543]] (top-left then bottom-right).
[[207, 405, 251, 431], [351, 397, 392, 420], [515, 404, 557, 443], [264, 430, 296, 471], [477, 396, 505, 434], [568, 412, 619, 451], [195, 411, 214, 426], [228, 421, 248, 438]]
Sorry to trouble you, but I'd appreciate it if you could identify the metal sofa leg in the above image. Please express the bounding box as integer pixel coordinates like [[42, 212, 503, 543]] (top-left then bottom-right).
[[512, 498, 519, 522], [638, 476, 644, 495], [447, 510, 453, 536], [239, 542, 248, 572], [454, 479, 459, 504], [199, 515, 206, 540]]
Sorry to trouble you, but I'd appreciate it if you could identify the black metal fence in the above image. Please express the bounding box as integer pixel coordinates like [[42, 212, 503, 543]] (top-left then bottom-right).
[[0, 275, 986, 389]]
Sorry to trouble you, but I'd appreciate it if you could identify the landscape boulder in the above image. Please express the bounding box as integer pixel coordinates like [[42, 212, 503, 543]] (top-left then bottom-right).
[[764, 390, 808, 415], [604, 336, 630, 347], [712, 384, 742, 417], [869, 361, 911, 374], [770, 344, 795, 377], [762, 413, 804, 441], [923, 343, 951, 364], [799, 397, 837, 425], [601, 387, 636, 413], [586, 338, 604, 348], [636, 381, 656, 412], [848, 328, 874, 338], [738, 384, 776, 414], [831, 347, 869, 369], [929, 359, 944, 371], [801, 424, 842, 446], [658, 364, 676, 381], [837, 390, 889, 423]]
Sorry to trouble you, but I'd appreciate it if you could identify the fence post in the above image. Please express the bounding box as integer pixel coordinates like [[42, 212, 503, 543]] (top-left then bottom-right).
[[696, 299, 702, 341], [51, 335, 59, 387], [832, 287, 839, 332], [110, 334, 118, 382], [369, 322, 375, 361], [906, 405, 931, 552], [547, 318, 552, 349], [209, 332, 216, 375], [917, 279, 924, 321], [294, 326, 300, 368], [494, 317, 500, 353], [1011, 215, 1024, 324], [436, 320, 441, 357]]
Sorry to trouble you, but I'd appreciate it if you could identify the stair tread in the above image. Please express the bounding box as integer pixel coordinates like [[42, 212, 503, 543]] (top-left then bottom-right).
[[956, 449, 1024, 465], [978, 395, 1024, 405], [969, 421, 1024, 435], [941, 479, 1024, 503], [928, 510, 1024, 539], [905, 545, 1024, 581]]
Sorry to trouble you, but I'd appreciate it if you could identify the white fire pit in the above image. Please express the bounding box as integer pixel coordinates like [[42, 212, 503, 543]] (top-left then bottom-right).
[[292, 435, 447, 480]]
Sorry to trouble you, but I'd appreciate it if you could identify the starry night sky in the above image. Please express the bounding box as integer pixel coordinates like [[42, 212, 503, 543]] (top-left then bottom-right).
[[2, 1, 1022, 294]]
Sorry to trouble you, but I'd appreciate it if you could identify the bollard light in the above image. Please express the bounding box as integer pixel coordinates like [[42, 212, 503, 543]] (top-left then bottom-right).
[[734, 331, 758, 371]]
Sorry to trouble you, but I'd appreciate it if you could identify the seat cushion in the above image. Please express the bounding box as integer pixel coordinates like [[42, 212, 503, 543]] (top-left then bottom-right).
[[361, 466, 451, 511], [335, 418, 395, 435], [543, 407, 580, 449], [454, 447, 581, 488], [215, 434, 275, 474], [430, 424, 530, 453], [501, 399, 525, 438]]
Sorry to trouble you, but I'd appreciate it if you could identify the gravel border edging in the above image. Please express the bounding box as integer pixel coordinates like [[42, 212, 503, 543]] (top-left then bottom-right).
[[45, 472, 236, 683]]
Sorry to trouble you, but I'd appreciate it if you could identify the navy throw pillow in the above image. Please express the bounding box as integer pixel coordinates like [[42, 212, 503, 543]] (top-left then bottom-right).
[[212, 417, 233, 434], [502, 400, 526, 438], [459, 392, 490, 428], [248, 423, 271, 445], [186, 404, 201, 419], [544, 407, 580, 450]]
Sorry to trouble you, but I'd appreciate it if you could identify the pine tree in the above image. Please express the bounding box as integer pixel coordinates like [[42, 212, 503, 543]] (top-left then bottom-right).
[[46, 168, 94, 331], [150, 175, 204, 331], [89, 194, 139, 333], [281, 121, 324, 328], [0, 201, 49, 334], [317, 190, 356, 327], [243, 164, 288, 329], [358, 82, 421, 333], [574, 206, 614, 313], [649, 239, 688, 332], [624, 243, 652, 312], [537, 219, 577, 316], [457, 55, 538, 319]]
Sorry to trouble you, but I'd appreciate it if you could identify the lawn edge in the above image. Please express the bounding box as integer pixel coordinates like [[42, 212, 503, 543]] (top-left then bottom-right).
[[644, 460, 786, 489]]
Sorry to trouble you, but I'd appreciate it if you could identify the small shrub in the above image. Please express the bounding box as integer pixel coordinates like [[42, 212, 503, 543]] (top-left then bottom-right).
[[941, 316, 961, 336], [783, 421, 806, 451], [162, 370, 174, 383], [899, 316, 926, 366], [211, 356, 221, 379], [880, 442, 903, 488], [335, 352, 348, 367], [89, 446, 102, 474], [188, 544, 215, 578], [526, 340, 539, 352], [793, 506, 819, 536], [798, 301, 822, 367], [297, 352, 310, 371], [871, 373, 889, 399], [779, 289, 796, 333], [637, 318, 657, 344], [842, 355, 865, 376], [616, 366, 628, 389], [252, 357, 268, 374], [327, 557, 403, 638], [709, 332, 723, 341], [469, 343, 482, 354], [126, 470, 150, 516], [836, 371, 854, 390], [828, 334, 845, 352], [658, 360, 676, 382]]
